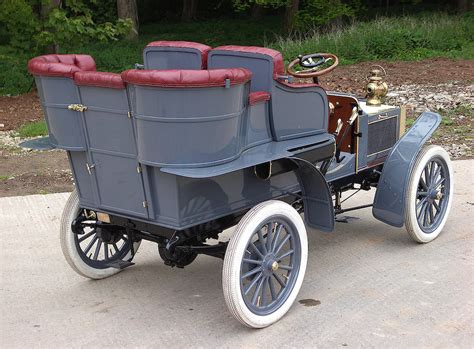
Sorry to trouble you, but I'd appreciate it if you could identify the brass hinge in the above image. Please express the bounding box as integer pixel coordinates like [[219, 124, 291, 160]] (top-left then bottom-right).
[[142, 201, 148, 208], [136, 164, 142, 173], [86, 163, 96, 175], [128, 111, 132, 119], [68, 104, 88, 112]]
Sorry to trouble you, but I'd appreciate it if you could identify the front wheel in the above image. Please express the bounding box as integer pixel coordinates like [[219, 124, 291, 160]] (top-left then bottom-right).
[[223, 200, 308, 328], [60, 190, 140, 279], [405, 145, 454, 243]]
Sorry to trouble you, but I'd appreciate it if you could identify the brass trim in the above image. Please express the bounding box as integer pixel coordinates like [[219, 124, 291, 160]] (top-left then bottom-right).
[[68, 104, 88, 112], [399, 105, 407, 137], [254, 161, 272, 181], [97, 212, 111, 223]]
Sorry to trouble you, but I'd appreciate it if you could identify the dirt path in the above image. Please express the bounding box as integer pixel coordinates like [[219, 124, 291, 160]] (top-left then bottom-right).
[[1, 58, 473, 197]]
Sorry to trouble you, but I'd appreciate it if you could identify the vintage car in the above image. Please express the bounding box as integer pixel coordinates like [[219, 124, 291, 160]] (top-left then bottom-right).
[[26, 41, 453, 328]]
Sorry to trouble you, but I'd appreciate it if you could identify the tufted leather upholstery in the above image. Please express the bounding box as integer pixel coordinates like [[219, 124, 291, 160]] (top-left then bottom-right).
[[28, 54, 96, 78], [145, 41, 212, 69], [122, 68, 252, 88], [211, 45, 285, 78], [74, 71, 125, 89]]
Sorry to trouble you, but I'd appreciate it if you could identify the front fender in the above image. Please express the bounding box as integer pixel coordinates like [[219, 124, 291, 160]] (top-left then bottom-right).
[[290, 157, 334, 232], [372, 111, 441, 227]]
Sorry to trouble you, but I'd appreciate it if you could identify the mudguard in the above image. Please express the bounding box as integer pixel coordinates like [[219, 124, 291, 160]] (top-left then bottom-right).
[[19, 136, 56, 151], [290, 157, 334, 232], [372, 111, 441, 227]]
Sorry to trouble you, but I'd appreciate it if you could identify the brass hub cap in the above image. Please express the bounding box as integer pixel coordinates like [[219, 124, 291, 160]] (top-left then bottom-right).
[[271, 261, 279, 271]]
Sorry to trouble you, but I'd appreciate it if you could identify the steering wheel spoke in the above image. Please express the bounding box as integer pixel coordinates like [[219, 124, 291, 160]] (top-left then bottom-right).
[[288, 53, 339, 79]]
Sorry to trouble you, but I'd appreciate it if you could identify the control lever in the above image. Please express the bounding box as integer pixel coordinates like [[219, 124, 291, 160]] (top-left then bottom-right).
[[334, 118, 343, 136], [335, 107, 359, 163]]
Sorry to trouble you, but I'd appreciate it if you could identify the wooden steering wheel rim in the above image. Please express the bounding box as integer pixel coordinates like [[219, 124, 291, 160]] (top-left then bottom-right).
[[287, 53, 339, 78]]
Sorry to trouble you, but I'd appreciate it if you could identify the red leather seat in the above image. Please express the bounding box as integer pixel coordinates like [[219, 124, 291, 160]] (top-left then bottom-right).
[[145, 41, 212, 69], [27, 54, 96, 78], [74, 71, 125, 89], [122, 68, 252, 88], [211, 46, 285, 78]]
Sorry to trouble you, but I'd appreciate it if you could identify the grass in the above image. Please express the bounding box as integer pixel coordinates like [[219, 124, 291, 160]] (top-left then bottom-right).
[[0, 13, 473, 95], [0, 175, 11, 181], [14, 120, 48, 138], [272, 13, 474, 65]]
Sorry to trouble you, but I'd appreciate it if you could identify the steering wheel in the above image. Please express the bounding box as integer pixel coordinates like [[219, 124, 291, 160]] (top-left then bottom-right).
[[287, 53, 339, 79]]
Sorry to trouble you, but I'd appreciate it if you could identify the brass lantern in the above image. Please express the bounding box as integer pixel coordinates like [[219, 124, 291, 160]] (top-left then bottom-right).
[[366, 69, 388, 106]]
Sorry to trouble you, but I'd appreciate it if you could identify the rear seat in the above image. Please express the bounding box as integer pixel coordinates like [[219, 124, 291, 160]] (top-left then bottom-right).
[[122, 68, 252, 167], [143, 41, 212, 70]]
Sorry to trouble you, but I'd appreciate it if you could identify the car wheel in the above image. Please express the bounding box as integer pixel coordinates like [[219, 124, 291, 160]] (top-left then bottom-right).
[[222, 200, 308, 328], [60, 190, 140, 279], [405, 145, 453, 243]]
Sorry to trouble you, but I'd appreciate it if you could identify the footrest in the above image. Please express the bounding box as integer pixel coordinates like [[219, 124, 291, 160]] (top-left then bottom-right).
[[103, 260, 135, 270]]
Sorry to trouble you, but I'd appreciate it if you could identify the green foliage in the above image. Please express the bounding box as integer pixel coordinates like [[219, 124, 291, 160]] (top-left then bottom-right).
[[14, 120, 48, 138], [273, 13, 474, 64], [295, 0, 355, 29], [0, 0, 132, 54], [0, 0, 39, 51], [232, 0, 288, 12]]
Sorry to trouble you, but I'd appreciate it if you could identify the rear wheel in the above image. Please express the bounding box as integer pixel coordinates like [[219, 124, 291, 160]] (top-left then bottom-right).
[[223, 200, 308, 328], [405, 145, 453, 243], [60, 190, 140, 279]]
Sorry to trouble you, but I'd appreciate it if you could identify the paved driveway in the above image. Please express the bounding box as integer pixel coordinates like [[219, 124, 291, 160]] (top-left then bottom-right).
[[1, 160, 473, 348]]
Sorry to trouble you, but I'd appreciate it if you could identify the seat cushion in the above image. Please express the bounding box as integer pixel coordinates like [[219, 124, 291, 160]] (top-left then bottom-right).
[[211, 46, 285, 78], [122, 68, 252, 88], [28, 54, 96, 78], [145, 41, 212, 68], [74, 71, 125, 89]]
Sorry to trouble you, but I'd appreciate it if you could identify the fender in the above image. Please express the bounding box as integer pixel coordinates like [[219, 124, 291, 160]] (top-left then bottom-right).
[[372, 111, 441, 227], [289, 157, 334, 232]]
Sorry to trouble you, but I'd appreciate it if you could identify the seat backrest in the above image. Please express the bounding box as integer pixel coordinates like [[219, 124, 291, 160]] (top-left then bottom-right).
[[207, 46, 285, 92], [122, 68, 252, 167], [143, 41, 212, 70], [27, 54, 97, 150]]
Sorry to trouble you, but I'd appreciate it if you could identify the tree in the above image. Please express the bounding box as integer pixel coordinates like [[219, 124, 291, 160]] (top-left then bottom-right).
[[117, 0, 139, 40], [284, 0, 299, 33], [41, 0, 62, 53], [182, 0, 198, 21]]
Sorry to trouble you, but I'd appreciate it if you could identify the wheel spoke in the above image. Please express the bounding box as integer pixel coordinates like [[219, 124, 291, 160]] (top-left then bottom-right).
[[78, 231, 95, 243], [419, 177, 428, 190], [277, 249, 294, 261], [271, 224, 283, 252], [241, 266, 262, 280], [272, 272, 286, 288], [417, 191, 428, 197], [268, 276, 277, 301], [257, 229, 268, 254], [434, 177, 445, 189], [423, 203, 430, 226], [266, 223, 273, 252], [278, 264, 293, 271], [433, 200, 440, 212], [416, 197, 428, 210], [261, 276, 269, 307], [251, 276, 265, 305], [274, 234, 291, 256], [248, 242, 264, 260], [431, 164, 441, 184], [93, 240, 102, 260], [112, 243, 119, 253], [244, 272, 263, 295], [83, 235, 98, 255], [243, 258, 263, 265], [424, 166, 430, 186], [103, 243, 109, 260], [428, 203, 434, 223]]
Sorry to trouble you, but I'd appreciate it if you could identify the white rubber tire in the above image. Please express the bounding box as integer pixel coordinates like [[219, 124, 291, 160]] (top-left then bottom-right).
[[405, 145, 454, 243], [222, 200, 308, 328], [60, 190, 140, 279]]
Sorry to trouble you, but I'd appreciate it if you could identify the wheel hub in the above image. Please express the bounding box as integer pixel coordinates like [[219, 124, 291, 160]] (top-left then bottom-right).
[[262, 254, 278, 276]]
